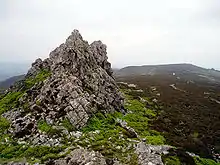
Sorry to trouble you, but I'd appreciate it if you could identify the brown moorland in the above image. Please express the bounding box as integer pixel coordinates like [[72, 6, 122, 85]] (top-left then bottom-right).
[[115, 64, 220, 160]]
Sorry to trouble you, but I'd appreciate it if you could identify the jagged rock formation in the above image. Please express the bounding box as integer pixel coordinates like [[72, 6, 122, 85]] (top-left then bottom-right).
[[6, 30, 123, 138], [31, 30, 122, 126]]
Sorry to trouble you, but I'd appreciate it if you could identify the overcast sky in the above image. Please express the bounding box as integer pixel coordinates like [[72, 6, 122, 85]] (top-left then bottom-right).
[[1, 0, 220, 69]]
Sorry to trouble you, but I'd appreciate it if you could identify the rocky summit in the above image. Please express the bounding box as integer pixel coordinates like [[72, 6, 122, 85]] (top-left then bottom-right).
[[7, 30, 123, 137], [28, 30, 123, 128], [0, 30, 218, 165], [0, 30, 125, 163]]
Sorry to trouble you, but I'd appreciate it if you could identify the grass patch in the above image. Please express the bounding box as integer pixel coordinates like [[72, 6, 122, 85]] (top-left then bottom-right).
[[82, 112, 122, 132], [25, 69, 51, 89], [145, 135, 166, 145], [0, 143, 66, 163], [0, 91, 24, 115], [0, 117, 10, 134], [122, 93, 165, 144], [0, 69, 51, 115], [80, 87, 166, 163], [0, 83, 165, 164], [61, 118, 76, 132], [81, 112, 138, 164], [194, 157, 219, 165], [37, 120, 61, 136], [80, 86, 166, 164]]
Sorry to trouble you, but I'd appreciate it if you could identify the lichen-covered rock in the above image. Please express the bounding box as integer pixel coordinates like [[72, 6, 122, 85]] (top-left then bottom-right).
[[135, 142, 172, 165]]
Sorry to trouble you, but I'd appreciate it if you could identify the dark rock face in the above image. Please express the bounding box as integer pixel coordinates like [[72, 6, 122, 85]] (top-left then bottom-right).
[[7, 30, 123, 137], [12, 115, 35, 138]]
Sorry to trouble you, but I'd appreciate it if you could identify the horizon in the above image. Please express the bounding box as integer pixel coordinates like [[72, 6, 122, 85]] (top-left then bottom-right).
[[1, 1, 220, 70], [0, 60, 219, 71]]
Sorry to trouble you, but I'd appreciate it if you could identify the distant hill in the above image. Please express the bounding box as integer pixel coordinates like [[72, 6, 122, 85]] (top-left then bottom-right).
[[0, 74, 25, 92], [115, 63, 220, 160], [114, 64, 220, 84], [0, 62, 29, 81]]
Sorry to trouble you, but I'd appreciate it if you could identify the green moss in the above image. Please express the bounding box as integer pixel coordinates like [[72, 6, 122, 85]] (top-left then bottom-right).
[[194, 157, 219, 165], [25, 69, 51, 89], [0, 91, 24, 114], [123, 113, 150, 137], [0, 144, 25, 159], [124, 99, 156, 118]]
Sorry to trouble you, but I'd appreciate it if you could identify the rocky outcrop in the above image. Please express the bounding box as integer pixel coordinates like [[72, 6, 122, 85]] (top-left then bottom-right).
[[135, 142, 171, 165], [54, 148, 107, 165], [29, 30, 123, 128], [117, 119, 138, 138], [5, 30, 124, 138], [52, 143, 171, 165]]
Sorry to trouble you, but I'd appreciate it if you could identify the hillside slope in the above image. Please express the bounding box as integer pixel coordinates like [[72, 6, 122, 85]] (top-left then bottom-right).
[[115, 64, 220, 162], [0, 31, 218, 165], [115, 64, 220, 84]]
